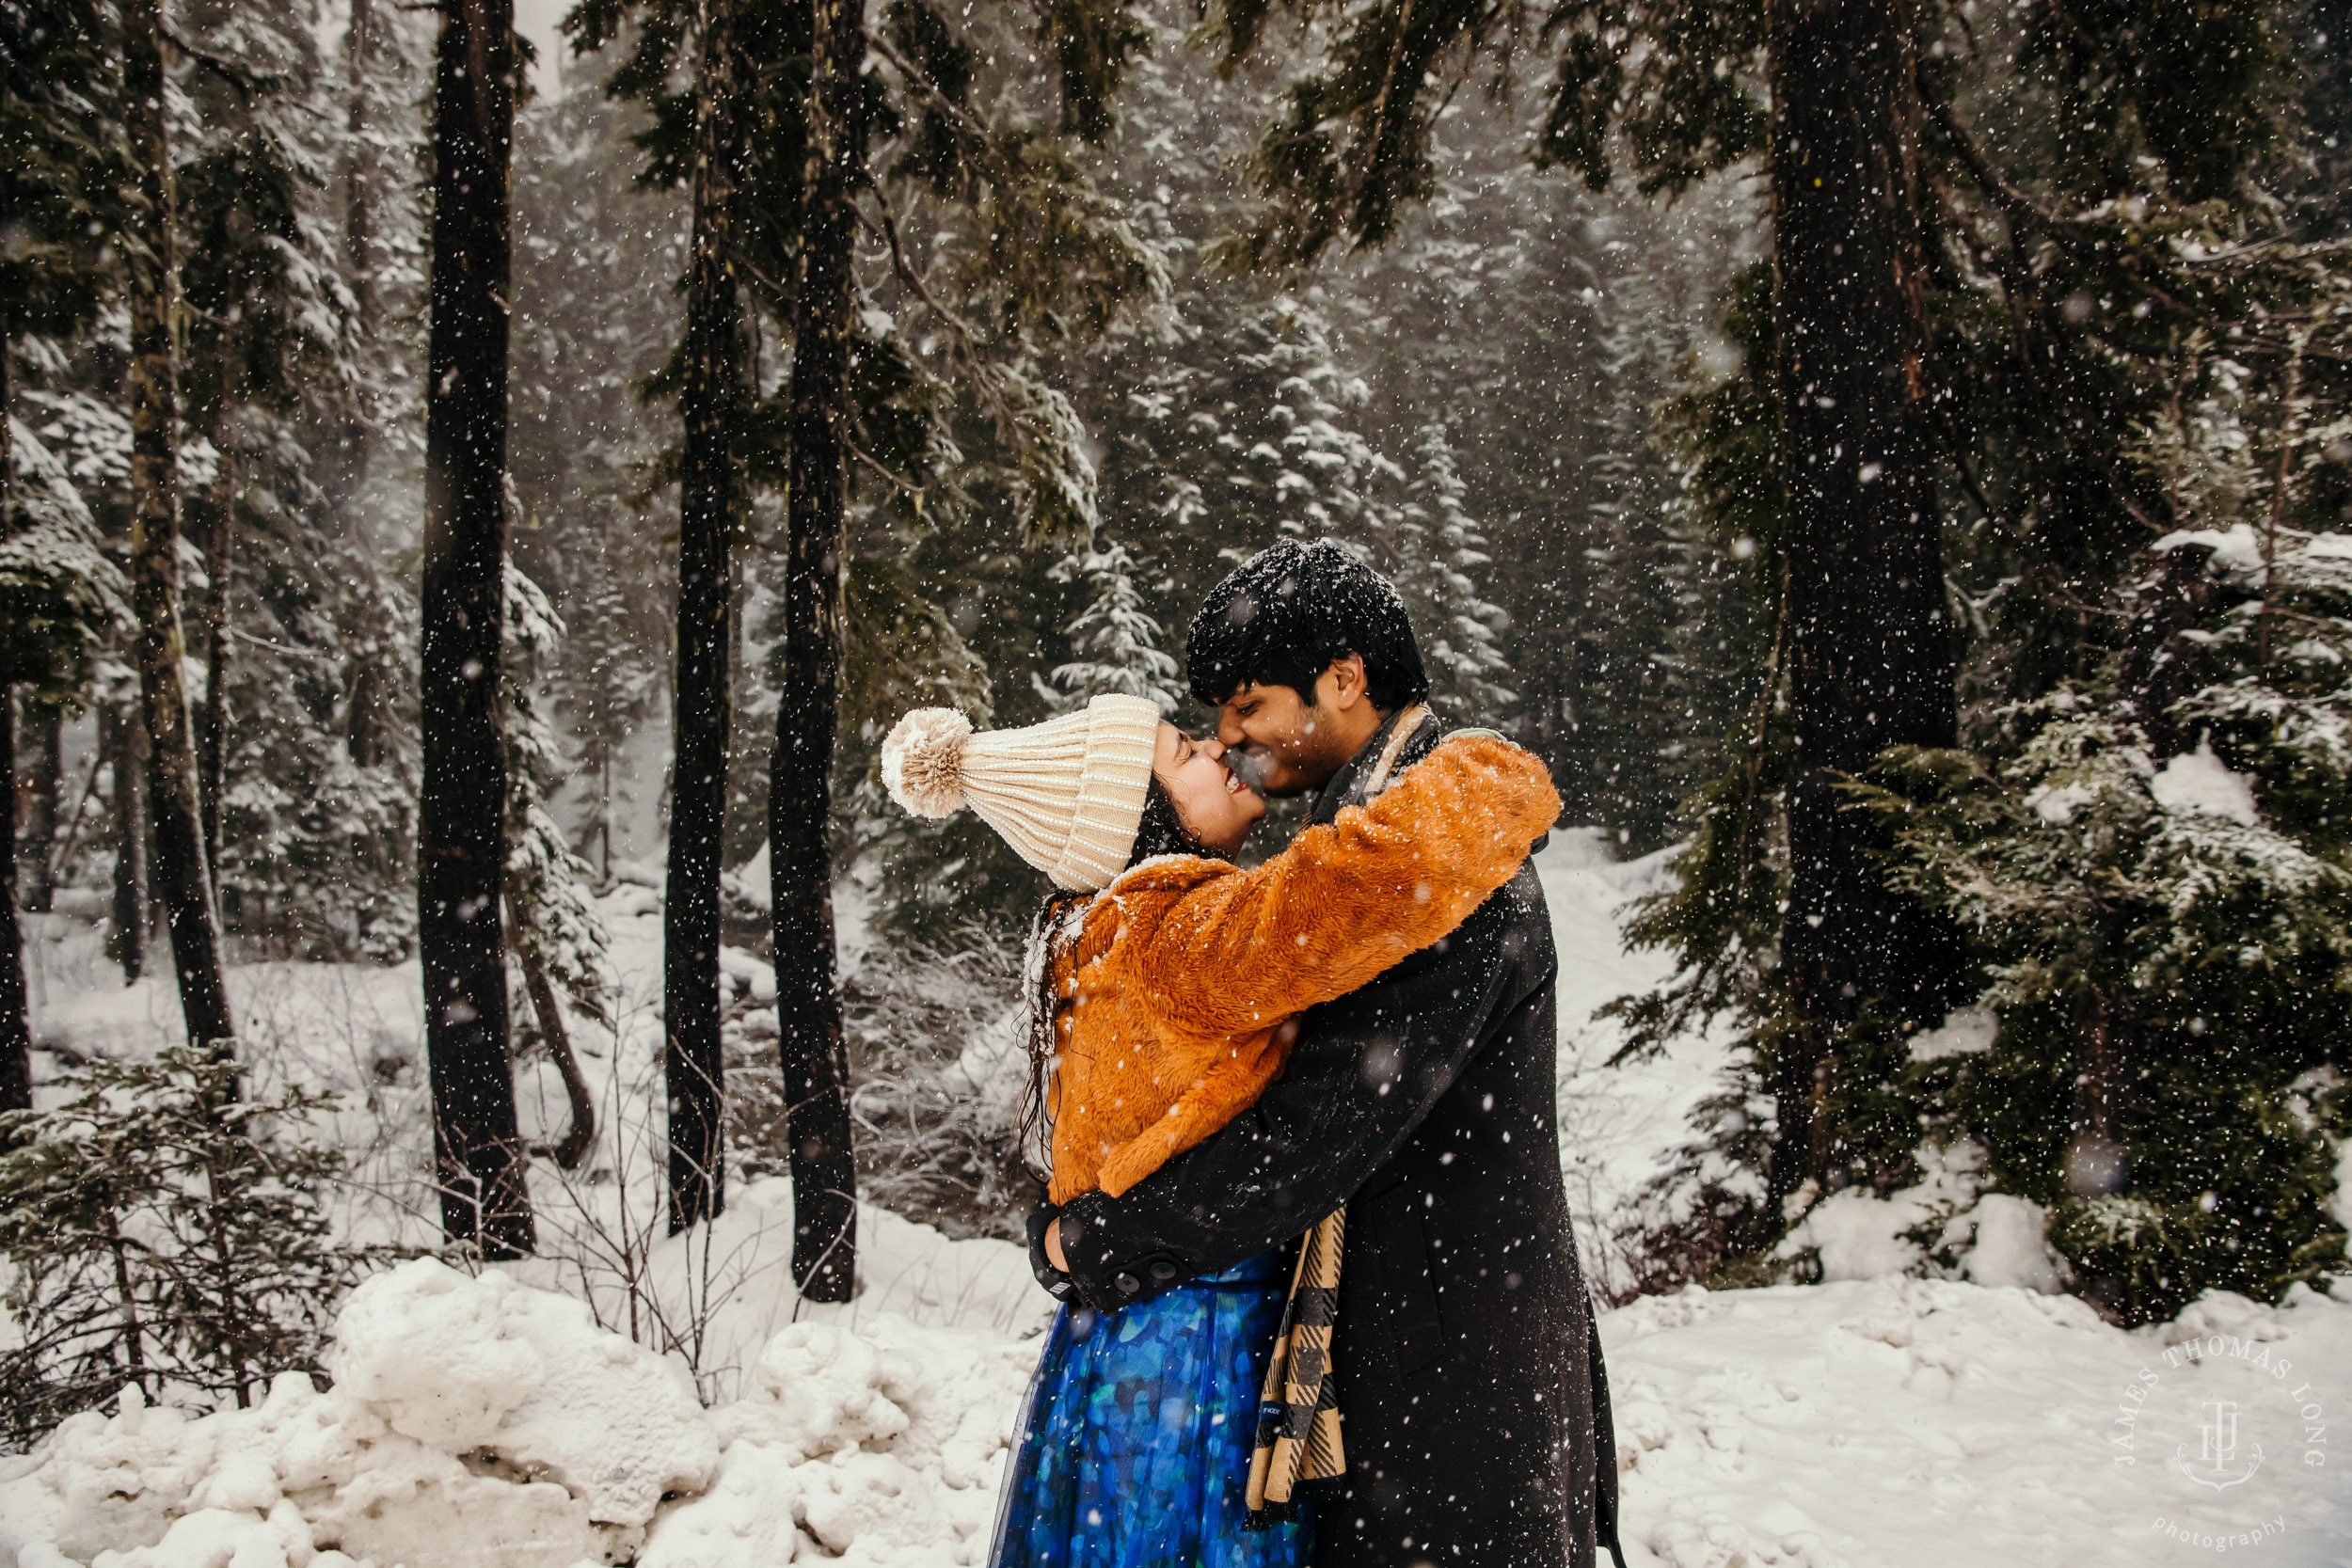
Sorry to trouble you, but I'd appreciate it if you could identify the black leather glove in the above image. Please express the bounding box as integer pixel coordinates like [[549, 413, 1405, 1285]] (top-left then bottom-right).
[[1025, 1199, 1075, 1300]]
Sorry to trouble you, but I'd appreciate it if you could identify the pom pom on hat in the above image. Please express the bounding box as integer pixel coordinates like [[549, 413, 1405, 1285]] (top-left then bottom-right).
[[882, 707, 975, 818]]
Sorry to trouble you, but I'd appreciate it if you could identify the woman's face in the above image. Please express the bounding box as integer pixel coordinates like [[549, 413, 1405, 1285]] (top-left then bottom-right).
[[1152, 721, 1264, 854]]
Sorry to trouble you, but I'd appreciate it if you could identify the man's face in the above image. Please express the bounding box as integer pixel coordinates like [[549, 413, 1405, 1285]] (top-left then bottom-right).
[[1214, 657, 1377, 798]]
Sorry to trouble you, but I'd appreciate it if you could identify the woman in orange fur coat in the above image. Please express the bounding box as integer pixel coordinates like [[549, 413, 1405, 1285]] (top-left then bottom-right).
[[880, 692, 1559, 1568]]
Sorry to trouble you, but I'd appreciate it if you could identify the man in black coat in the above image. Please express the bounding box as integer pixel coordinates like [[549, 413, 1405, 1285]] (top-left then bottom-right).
[[1031, 540, 1625, 1568]]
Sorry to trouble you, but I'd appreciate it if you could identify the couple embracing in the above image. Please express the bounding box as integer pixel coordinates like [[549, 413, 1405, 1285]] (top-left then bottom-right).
[[880, 540, 1626, 1568]]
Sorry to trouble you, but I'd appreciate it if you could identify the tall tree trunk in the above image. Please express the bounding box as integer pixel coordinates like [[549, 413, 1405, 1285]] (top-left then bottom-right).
[[196, 453, 231, 878], [1765, 0, 1960, 1216], [104, 703, 148, 982], [20, 706, 59, 914], [123, 0, 238, 1056], [2, 342, 32, 1116], [421, 0, 533, 1258], [336, 0, 376, 514], [0, 687, 27, 1116], [664, 0, 743, 1236], [771, 0, 864, 1303]]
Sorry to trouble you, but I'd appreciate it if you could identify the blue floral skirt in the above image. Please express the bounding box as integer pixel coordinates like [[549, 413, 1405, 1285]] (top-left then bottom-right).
[[988, 1250, 1313, 1568]]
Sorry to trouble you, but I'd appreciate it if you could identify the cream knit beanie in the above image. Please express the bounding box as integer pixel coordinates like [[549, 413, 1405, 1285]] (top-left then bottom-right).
[[880, 694, 1163, 892]]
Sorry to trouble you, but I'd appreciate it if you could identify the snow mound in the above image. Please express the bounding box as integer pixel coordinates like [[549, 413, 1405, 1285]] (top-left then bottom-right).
[[0, 1264, 1032, 1568], [1774, 1142, 2067, 1291], [327, 1259, 719, 1526]]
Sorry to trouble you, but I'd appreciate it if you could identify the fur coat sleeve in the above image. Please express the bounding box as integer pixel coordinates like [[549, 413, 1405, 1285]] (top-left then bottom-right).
[[1046, 733, 1559, 1202]]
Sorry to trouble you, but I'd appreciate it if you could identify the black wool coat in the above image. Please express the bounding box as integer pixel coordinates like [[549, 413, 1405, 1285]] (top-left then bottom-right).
[[1040, 710, 1626, 1568]]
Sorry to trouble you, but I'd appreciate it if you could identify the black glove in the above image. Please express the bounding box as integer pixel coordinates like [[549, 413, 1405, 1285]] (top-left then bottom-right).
[[1025, 1199, 1075, 1300]]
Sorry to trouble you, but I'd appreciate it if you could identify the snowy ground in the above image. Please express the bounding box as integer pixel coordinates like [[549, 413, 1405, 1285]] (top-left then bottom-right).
[[9, 835, 2352, 1566]]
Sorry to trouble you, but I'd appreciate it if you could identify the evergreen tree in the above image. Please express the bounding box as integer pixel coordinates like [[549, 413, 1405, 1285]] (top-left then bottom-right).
[[1861, 519, 2352, 1321], [0, 1042, 372, 1437], [1389, 422, 1516, 722], [3, 0, 129, 1074], [175, 0, 358, 878], [1757, 0, 1964, 1215], [507, 73, 677, 887], [419, 0, 533, 1258], [501, 563, 606, 1169], [572, 0, 1168, 1294], [122, 0, 237, 1058], [661, 0, 755, 1232], [1, 417, 128, 1110], [1046, 540, 1182, 715], [772, 0, 867, 1296]]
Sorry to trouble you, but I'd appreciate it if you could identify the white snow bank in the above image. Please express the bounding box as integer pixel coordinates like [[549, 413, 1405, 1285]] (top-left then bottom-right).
[[1, 1260, 1032, 1568], [1608, 1272, 2352, 1567], [2149, 739, 2261, 826], [16, 1258, 2349, 1568], [327, 1259, 718, 1526]]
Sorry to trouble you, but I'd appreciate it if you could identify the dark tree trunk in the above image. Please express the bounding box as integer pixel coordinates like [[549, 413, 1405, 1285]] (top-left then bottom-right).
[[421, 0, 533, 1258], [20, 705, 59, 914], [1765, 0, 1961, 1214], [347, 660, 388, 768], [104, 703, 148, 982], [196, 455, 231, 878], [0, 687, 27, 1116], [335, 0, 376, 514], [2, 345, 30, 1115], [665, 0, 743, 1236], [124, 0, 238, 1056], [507, 891, 597, 1169], [771, 0, 864, 1303]]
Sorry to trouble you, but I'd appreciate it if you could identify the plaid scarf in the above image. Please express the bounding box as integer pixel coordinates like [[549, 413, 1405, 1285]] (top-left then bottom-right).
[[1241, 705, 1431, 1529], [1244, 1208, 1346, 1526]]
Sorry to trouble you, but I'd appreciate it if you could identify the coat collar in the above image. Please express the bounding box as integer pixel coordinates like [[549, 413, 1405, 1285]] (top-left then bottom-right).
[[1308, 705, 1444, 827]]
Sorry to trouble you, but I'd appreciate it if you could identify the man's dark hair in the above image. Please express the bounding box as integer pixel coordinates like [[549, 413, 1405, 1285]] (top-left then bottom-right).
[[1185, 539, 1430, 709]]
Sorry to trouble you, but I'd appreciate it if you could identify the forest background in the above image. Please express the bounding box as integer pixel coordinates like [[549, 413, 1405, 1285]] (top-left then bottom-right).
[[7, 0, 2352, 1434]]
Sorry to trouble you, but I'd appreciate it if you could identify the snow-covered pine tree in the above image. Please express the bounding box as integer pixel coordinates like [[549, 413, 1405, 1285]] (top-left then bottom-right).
[[552, 515, 660, 883], [501, 562, 608, 1170], [1565, 239, 1757, 851], [1851, 312, 2352, 1323], [2, 414, 129, 1111], [509, 71, 680, 888], [5, 0, 128, 942], [1388, 423, 1517, 725], [1094, 294, 1406, 610], [121, 0, 237, 1057], [0, 1041, 371, 1440], [175, 0, 343, 867], [1045, 540, 1182, 715], [155, 0, 422, 965]]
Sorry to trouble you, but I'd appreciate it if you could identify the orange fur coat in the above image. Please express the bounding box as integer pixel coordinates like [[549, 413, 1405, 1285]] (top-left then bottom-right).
[[1042, 733, 1561, 1204]]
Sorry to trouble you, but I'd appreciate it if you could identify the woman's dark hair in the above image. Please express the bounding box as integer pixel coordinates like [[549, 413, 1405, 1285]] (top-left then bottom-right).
[[1185, 538, 1430, 711], [1017, 775, 1213, 1180]]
